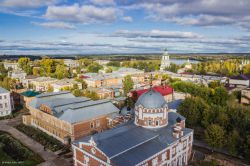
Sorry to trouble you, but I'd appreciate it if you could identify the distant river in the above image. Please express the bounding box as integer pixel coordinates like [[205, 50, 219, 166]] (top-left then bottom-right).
[[170, 59, 199, 65]]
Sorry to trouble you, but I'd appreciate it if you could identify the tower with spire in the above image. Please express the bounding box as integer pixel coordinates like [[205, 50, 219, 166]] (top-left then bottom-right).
[[160, 48, 170, 71]]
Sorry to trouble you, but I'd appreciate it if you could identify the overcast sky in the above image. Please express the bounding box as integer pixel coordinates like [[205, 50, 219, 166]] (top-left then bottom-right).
[[0, 0, 250, 55]]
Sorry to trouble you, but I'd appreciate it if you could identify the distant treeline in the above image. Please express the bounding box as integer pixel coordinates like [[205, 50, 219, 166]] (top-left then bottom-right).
[[0, 53, 250, 61]]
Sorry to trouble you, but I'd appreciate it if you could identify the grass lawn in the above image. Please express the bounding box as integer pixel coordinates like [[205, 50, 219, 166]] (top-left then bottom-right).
[[0, 132, 44, 166], [16, 124, 65, 152]]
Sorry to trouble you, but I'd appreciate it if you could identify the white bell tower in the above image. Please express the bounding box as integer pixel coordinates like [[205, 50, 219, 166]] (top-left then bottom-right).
[[160, 48, 170, 71]]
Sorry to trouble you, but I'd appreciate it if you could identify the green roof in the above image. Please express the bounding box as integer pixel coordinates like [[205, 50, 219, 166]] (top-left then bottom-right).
[[21, 90, 40, 97]]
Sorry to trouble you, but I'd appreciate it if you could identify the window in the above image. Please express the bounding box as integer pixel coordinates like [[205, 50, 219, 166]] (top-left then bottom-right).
[[83, 155, 89, 165], [0, 96, 2, 99], [4, 95, 7, 99], [90, 122, 94, 128], [148, 120, 152, 126], [156, 120, 159, 126], [96, 120, 100, 128], [152, 157, 158, 166], [5, 103, 7, 108], [162, 153, 166, 161], [0, 104, 2, 108]]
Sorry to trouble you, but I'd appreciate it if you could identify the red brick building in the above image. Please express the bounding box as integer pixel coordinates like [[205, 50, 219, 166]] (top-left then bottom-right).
[[72, 89, 193, 166]]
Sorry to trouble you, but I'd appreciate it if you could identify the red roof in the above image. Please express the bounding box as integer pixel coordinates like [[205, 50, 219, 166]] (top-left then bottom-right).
[[131, 85, 173, 99], [179, 72, 193, 75], [79, 75, 89, 79]]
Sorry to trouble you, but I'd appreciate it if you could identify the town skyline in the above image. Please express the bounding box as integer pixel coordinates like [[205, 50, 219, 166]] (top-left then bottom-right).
[[1, 0, 250, 55]]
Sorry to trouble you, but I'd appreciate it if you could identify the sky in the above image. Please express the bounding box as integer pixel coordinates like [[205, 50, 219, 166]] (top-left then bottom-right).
[[0, 0, 250, 55]]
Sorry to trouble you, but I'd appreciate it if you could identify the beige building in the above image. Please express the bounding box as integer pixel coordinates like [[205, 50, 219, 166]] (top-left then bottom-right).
[[51, 78, 82, 92]]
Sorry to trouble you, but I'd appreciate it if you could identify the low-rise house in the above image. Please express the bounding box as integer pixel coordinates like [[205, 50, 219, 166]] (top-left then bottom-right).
[[0, 87, 14, 117], [84, 73, 123, 88], [8, 70, 27, 81], [21, 75, 39, 89], [229, 74, 250, 87], [20, 90, 40, 107], [51, 79, 82, 92], [241, 88, 250, 105], [3, 62, 19, 70], [88, 85, 123, 99], [23, 91, 120, 143], [63, 59, 79, 68], [29, 77, 57, 92], [95, 60, 110, 65], [113, 67, 144, 77]]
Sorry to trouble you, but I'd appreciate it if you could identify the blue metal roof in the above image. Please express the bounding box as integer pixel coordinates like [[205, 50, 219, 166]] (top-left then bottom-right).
[[0, 87, 9, 93], [135, 89, 167, 109]]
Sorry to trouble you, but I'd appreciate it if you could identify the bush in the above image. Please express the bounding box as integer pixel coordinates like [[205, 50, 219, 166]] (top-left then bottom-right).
[[16, 125, 64, 152], [0, 132, 43, 165]]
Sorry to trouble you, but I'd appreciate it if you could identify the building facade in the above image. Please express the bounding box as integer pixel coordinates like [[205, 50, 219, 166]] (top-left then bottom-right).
[[23, 91, 120, 143], [72, 88, 193, 166], [0, 87, 14, 117]]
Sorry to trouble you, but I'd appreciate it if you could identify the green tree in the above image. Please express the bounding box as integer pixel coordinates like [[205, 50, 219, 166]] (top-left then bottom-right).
[[87, 62, 103, 73], [18, 57, 32, 74], [178, 97, 210, 127], [47, 85, 54, 92], [0, 77, 16, 90], [0, 63, 7, 80], [72, 89, 82, 97], [205, 124, 225, 149], [212, 87, 229, 106], [83, 90, 99, 100], [227, 129, 240, 155], [105, 67, 113, 73], [123, 75, 134, 96], [107, 61, 120, 67], [54, 64, 69, 79]]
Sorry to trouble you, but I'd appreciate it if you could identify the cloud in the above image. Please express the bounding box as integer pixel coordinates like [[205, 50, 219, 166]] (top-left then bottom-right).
[[111, 29, 203, 39], [32, 21, 75, 29], [90, 0, 115, 5], [121, 16, 133, 22], [123, 0, 250, 28], [44, 4, 118, 23], [0, 0, 60, 8]]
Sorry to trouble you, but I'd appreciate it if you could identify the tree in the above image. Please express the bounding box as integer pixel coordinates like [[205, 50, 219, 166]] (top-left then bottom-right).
[[87, 63, 103, 73], [0, 63, 7, 80], [205, 124, 225, 149], [105, 67, 113, 73], [54, 64, 69, 79], [212, 87, 229, 106], [227, 129, 240, 155], [72, 89, 82, 97], [209, 81, 219, 89], [75, 78, 88, 89], [0, 77, 16, 90], [83, 90, 99, 100], [47, 85, 54, 92], [107, 61, 120, 67], [178, 96, 210, 127], [123, 75, 134, 96], [32, 67, 40, 76], [18, 57, 32, 74]]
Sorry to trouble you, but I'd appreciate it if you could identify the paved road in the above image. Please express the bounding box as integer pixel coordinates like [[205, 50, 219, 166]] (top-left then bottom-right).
[[0, 116, 71, 166]]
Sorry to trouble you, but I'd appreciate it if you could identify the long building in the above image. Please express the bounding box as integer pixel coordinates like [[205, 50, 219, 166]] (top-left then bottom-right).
[[23, 91, 120, 143], [73, 88, 193, 166]]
